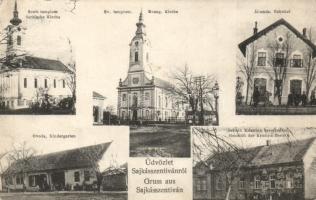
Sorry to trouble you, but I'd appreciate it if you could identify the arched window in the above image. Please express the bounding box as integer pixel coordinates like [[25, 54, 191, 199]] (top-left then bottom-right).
[[135, 52, 139, 62], [8, 35, 13, 45], [17, 36, 21, 45]]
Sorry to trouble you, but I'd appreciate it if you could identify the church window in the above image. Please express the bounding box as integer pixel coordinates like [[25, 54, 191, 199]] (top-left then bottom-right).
[[132, 77, 139, 84], [135, 41, 139, 46], [17, 36, 21, 45], [146, 110, 149, 119], [54, 79, 56, 88], [24, 78, 27, 88], [122, 94, 127, 101], [159, 96, 161, 107], [8, 35, 13, 45], [165, 97, 168, 107], [44, 79, 48, 88], [122, 111, 126, 119], [63, 80, 65, 88], [133, 93, 138, 106], [135, 52, 139, 62], [146, 52, 149, 62], [145, 92, 150, 100], [34, 78, 37, 88], [74, 171, 80, 182]]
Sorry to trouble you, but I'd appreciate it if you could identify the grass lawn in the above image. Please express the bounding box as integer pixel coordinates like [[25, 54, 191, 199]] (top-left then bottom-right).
[[0, 192, 127, 200], [129, 124, 191, 157]]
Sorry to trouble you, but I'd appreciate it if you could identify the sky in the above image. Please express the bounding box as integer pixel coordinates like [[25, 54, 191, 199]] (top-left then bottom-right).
[[81, 0, 224, 112], [0, 0, 75, 64]]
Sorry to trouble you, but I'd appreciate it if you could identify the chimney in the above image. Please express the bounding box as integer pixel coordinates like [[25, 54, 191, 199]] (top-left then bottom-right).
[[266, 140, 271, 146], [253, 21, 258, 35], [303, 28, 307, 37]]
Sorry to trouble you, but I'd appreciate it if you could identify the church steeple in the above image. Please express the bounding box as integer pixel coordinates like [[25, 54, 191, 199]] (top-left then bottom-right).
[[10, 0, 22, 26], [6, 0, 25, 59], [135, 10, 146, 36], [128, 11, 152, 76]]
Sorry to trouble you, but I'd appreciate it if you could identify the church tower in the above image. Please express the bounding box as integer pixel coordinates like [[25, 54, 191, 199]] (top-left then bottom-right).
[[128, 11, 152, 76], [6, 0, 25, 59]]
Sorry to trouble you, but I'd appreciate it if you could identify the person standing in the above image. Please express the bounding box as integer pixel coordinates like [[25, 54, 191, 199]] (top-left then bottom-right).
[[253, 87, 260, 107]]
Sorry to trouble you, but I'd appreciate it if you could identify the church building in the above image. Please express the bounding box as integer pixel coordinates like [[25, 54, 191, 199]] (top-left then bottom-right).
[[117, 12, 186, 122], [0, 1, 74, 111]]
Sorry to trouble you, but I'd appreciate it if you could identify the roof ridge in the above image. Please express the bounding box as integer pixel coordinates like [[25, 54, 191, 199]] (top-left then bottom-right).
[[34, 142, 112, 159], [239, 18, 316, 57], [26, 55, 62, 62]]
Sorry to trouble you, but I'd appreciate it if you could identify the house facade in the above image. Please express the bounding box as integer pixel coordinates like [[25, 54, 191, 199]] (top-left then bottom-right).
[[93, 91, 106, 124], [1, 142, 111, 192], [0, 1, 73, 110], [193, 137, 316, 200], [117, 12, 186, 122], [237, 19, 316, 105]]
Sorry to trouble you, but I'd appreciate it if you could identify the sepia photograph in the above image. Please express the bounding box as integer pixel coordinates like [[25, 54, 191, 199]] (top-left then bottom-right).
[[193, 127, 316, 200], [89, 2, 221, 157], [0, 127, 128, 200], [236, 9, 316, 115], [0, 0, 76, 115]]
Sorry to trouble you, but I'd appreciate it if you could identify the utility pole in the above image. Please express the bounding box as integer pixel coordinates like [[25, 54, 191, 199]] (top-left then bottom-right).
[[194, 76, 206, 125]]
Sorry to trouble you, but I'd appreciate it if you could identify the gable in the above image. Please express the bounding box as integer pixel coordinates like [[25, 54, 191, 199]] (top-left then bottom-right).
[[239, 18, 316, 57]]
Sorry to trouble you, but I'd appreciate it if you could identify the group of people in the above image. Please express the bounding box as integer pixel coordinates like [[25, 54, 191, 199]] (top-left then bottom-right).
[[252, 86, 316, 107], [287, 91, 307, 106], [252, 87, 271, 107]]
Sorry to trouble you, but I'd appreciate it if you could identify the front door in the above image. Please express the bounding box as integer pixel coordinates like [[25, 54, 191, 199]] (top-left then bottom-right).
[[290, 80, 302, 95], [132, 110, 138, 120], [51, 171, 65, 191], [254, 78, 267, 102], [93, 106, 99, 122]]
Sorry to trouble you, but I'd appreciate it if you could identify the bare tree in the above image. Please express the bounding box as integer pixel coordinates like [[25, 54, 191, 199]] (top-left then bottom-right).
[[3, 142, 36, 192], [304, 28, 316, 102], [266, 32, 294, 105], [193, 127, 312, 200], [77, 143, 111, 192], [169, 65, 217, 125], [65, 38, 76, 114], [237, 43, 257, 105], [193, 127, 254, 200]]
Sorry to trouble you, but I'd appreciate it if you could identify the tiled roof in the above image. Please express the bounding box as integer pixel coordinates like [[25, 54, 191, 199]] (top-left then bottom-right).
[[154, 77, 174, 90], [238, 18, 316, 57], [93, 91, 106, 99], [202, 137, 316, 170], [21, 56, 72, 72], [2, 142, 111, 175]]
